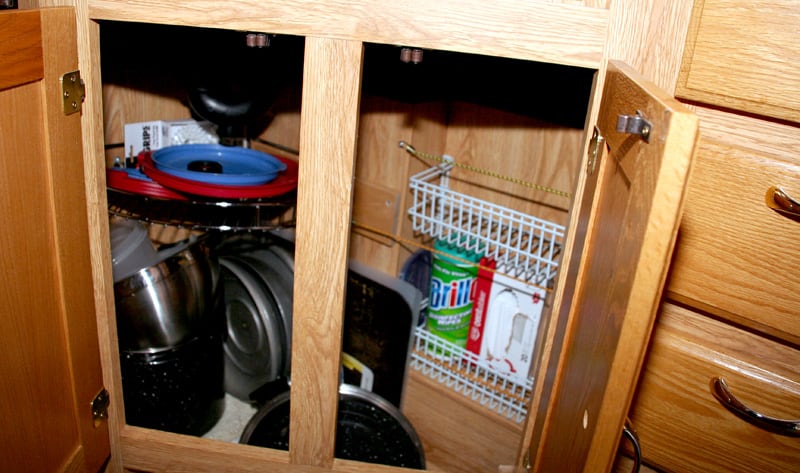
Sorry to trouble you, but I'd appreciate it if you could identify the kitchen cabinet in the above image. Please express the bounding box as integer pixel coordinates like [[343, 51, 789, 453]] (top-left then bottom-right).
[[628, 0, 800, 471], [1, 1, 700, 472], [0, 8, 109, 473], [628, 302, 800, 472]]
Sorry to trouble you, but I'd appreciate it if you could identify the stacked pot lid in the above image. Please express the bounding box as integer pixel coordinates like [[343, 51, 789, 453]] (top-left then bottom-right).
[[107, 144, 299, 201], [138, 145, 298, 199], [220, 240, 294, 402]]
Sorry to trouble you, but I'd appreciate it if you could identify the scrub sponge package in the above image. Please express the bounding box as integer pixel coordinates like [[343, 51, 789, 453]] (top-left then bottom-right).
[[467, 257, 546, 383]]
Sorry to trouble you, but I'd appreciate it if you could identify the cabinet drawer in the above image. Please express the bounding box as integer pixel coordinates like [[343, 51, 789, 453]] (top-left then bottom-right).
[[666, 138, 800, 345], [676, 0, 800, 123], [629, 303, 800, 473]]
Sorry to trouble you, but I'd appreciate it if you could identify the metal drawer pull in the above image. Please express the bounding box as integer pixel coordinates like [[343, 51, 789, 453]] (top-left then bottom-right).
[[711, 377, 800, 437], [622, 419, 641, 473], [765, 186, 800, 222]]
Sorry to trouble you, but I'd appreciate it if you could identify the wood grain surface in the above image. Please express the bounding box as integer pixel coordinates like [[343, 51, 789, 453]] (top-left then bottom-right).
[[530, 61, 697, 472], [693, 106, 800, 163], [0, 8, 109, 473], [402, 370, 522, 472], [289, 36, 363, 468], [0, 11, 43, 90], [30, 0, 717, 471], [629, 302, 800, 473], [677, 0, 800, 122], [85, 0, 608, 69], [666, 138, 800, 346]]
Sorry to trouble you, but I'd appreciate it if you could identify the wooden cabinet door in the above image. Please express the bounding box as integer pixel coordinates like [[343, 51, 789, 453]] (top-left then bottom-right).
[[0, 8, 110, 473], [525, 61, 698, 473]]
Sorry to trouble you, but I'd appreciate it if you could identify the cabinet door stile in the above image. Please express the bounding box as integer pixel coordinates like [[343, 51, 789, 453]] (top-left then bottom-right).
[[528, 61, 697, 472], [0, 7, 110, 473], [289, 36, 364, 468]]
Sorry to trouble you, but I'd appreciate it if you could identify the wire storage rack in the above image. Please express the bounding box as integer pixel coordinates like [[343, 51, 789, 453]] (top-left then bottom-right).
[[408, 159, 565, 285], [410, 327, 534, 422], [107, 188, 297, 231], [406, 157, 566, 422]]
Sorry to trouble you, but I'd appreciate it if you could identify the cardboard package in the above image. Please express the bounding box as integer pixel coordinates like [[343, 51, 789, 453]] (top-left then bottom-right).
[[123, 119, 218, 159], [467, 257, 546, 383]]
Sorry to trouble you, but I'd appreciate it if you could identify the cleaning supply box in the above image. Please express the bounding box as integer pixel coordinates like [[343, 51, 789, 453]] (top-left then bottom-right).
[[467, 257, 546, 383]]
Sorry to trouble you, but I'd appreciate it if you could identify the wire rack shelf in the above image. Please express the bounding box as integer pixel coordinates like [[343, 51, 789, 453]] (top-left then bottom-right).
[[409, 327, 533, 423], [408, 161, 565, 285]]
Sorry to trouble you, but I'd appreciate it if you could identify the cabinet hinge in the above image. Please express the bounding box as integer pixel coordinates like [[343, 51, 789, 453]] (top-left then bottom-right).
[[60, 70, 85, 115], [587, 126, 604, 176], [91, 388, 110, 428]]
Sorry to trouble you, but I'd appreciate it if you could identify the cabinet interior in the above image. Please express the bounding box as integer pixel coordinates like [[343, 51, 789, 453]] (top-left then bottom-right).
[[99, 20, 597, 471]]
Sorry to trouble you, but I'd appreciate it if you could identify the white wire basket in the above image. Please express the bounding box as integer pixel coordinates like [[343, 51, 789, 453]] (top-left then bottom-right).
[[408, 160, 566, 285], [406, 158, 568, 422], [409, 327, 533, 423]]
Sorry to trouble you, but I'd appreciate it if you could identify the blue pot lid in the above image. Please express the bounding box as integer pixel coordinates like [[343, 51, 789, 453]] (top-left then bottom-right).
[[151, 144, 287, 186]]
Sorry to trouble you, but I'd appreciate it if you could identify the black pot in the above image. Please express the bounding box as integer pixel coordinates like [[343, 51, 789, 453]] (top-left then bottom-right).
[[241, 381, 425, 470], [120, 332, 225, 435], [184, 33, 304, 143]]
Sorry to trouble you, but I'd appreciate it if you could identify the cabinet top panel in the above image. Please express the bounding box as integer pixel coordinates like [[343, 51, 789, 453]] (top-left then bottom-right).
[[86, 0, 608, 68]]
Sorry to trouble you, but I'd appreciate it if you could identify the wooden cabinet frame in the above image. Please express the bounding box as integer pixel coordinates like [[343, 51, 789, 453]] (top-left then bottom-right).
[[3, 1, 698, 472]]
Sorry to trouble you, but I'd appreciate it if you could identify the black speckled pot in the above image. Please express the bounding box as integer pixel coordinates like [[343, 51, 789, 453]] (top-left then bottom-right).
[[120, 331, 225, 436], [240, 383, 425, 469]]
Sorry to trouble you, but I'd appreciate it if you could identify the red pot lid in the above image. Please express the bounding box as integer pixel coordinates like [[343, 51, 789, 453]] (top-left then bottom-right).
[[107, 167, 189, 201]]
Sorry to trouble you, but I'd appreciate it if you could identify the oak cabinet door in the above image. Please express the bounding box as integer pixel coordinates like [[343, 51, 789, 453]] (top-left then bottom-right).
[[0, 8, 110, 473], [526, 60, 698, 473]]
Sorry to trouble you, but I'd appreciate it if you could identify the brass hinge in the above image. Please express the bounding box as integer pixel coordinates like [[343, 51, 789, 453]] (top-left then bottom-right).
[[91, 388, 110, 428], [587, 126, 604, 176], [60, 70, 85, 115]]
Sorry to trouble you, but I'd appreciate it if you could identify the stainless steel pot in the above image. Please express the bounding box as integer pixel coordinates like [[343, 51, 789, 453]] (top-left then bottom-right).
[[114, 236, 220, 351]]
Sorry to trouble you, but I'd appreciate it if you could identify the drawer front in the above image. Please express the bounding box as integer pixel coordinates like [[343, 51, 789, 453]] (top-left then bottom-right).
[[676, 0, 800, 123], [630, 303, 800, 473], [666, 138, 800, 345]]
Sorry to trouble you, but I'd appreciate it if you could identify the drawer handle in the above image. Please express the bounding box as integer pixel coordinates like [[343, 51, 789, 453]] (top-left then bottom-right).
[[711, 377, 800, 437], [622, 419, 642, 473], [765, 186, 800, 222]]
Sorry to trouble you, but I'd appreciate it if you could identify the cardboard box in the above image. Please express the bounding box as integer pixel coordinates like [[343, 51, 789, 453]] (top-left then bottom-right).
[[467, 257, 546, 383], [123, 120, 218, 159]]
